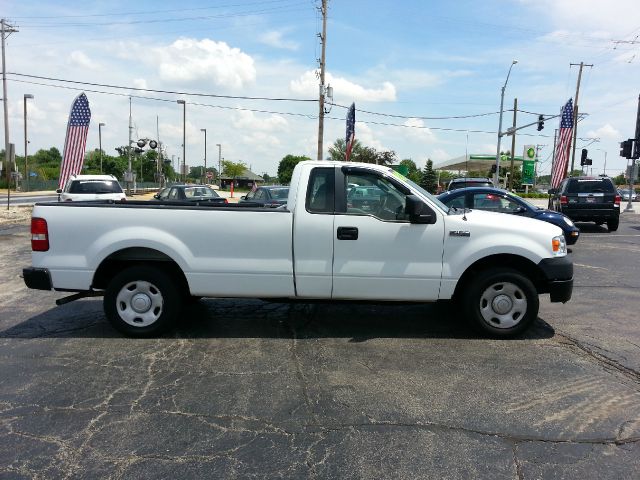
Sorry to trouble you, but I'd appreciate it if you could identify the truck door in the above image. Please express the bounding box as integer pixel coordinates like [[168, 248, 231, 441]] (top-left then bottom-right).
[[332, 167, 445, 301], [292, 167, 336, 298]]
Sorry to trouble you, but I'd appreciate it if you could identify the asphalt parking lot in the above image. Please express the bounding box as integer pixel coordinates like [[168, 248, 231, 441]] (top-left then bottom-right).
[[1, 212, 639, 479]]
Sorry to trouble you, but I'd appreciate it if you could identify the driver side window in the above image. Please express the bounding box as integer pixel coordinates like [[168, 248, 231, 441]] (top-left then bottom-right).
[[345, 172, 408, 221]]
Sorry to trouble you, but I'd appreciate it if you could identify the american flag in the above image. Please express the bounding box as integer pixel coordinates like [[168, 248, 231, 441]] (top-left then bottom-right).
[[345, 103, 355, 161], [59, 93, 91, 189], [551, 99, 573, 188]]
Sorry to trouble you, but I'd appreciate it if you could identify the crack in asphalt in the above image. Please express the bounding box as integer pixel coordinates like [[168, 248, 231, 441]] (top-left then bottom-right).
[[556, 331, 640, 386]]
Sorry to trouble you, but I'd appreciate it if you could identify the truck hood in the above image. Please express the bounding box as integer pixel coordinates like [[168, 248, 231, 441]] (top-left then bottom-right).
[[445, 208, 564, 238]]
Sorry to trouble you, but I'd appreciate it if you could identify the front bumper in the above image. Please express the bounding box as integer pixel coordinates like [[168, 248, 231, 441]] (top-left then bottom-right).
[[23, 267, 53, 291], [537, 257, 573, 303]]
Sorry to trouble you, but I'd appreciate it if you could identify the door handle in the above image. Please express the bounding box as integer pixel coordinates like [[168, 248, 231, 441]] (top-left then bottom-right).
[[337, 226, 358, 240]]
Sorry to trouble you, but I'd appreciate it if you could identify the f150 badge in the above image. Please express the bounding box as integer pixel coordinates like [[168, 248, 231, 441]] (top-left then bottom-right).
[[449, 230, 471, 237]]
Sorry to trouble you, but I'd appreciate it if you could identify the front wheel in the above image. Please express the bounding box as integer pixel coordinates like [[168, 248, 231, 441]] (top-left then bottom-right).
[[462, 268, 539, 338], [104, 265, 182, 337]]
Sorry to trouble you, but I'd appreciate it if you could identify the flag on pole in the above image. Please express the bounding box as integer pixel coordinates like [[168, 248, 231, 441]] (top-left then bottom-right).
[[345, 102, 356, 161], [59, 93, 91, 189], [550, 99, 573, 188]]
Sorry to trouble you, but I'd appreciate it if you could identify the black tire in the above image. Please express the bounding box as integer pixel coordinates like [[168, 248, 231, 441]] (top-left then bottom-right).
[[607, 218, 619, 232], [104, 265, 182, 337], [461, 268, 539, 338]]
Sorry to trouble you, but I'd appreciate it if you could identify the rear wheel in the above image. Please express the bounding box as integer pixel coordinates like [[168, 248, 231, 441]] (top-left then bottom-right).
[[462, 268, 538, 338], [104, 265, 182, 337], [607, 218, 619, 232]]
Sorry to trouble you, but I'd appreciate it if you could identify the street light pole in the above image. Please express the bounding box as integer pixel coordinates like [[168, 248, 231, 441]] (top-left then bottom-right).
[[200, 128, 207, 184], [98, 122, 105, 174], [177, 100, 186, 182], [216, 143, 222, 187], [494, 60, 518, 187], [23, 94, 34, 191]]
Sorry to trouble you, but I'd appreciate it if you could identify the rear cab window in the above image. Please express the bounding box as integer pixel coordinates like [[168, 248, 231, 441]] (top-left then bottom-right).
[[68, 180, 123, 194]]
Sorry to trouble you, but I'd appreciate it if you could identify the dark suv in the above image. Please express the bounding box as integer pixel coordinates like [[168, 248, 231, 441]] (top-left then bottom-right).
[[548, 176, 620, 231], [447, 177, 493, 191]]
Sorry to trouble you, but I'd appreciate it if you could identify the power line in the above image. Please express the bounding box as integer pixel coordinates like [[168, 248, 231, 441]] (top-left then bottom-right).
[[7, 72, 317, 102], [331, 102, 500, 120], [9, 0, 297, 19], [15, 3, 310, 28]]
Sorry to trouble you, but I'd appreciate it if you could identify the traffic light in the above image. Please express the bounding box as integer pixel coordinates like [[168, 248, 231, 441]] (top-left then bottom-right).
[[537, 114, 544, 131], [620, 139, 633, 158], [580, 149, 588, 166]]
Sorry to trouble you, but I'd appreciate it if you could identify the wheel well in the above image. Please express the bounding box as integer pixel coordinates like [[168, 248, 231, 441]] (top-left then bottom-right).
[[92, 247, 189, 294], [453, 254, 546, 299]]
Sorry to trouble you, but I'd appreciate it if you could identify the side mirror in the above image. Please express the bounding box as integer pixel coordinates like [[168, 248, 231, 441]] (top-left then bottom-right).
[[56, 188, 62, 194], [547, 188, 557, 195], [405, 195, 436, 224], [514, 206, 526, 214], [241, 195, 246, 200]]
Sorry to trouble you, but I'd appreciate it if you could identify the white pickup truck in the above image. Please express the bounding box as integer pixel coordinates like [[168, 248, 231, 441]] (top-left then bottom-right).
[[23, 161, 573, 338]]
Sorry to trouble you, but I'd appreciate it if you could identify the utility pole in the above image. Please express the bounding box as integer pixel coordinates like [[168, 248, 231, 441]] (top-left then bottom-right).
[[127, 97, 133, 195], [24, 94, 34, 191], [569, 62, 593, 174], [508, 98, 517, 190], [316, 0, 328, 160], [625, 93, 640, 213], [2, 19, 18, 208]]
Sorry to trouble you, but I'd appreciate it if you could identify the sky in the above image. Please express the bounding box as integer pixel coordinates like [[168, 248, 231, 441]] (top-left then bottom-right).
[[2, 0, 640, 177]]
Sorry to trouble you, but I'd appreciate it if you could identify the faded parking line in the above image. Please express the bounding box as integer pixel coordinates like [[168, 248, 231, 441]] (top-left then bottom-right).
[[574, 263, 608, 270]]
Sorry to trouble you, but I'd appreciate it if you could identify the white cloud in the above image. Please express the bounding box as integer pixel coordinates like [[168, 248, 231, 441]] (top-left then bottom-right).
[[355, 123, 386, 151], [69, 51, 100, 70], [260, 31, 299, 51], [522, 0, 638, 32], [290, 70, 396, 102], [155, 38, 256, 89], [587, 123, 620, 140], [132, 78, 148, 90], [401, 118, 437, 143], [232, 110, 288, 132], [429, 149, 451, 163]]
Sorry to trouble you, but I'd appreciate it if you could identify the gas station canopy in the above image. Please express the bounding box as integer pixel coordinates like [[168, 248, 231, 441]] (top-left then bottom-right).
[[433, 154, 524, 172]]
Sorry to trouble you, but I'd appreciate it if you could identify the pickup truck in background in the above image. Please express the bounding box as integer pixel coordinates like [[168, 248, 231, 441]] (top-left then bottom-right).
[[23, 161, 573, 338]]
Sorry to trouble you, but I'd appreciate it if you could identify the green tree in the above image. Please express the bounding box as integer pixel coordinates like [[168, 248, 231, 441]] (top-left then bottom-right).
[[420, 159, 438, 193], [222, 160, 247, 196], [328, 138, 362, 161], [399, 158, 421, 183], [277, 154, 309, 184]]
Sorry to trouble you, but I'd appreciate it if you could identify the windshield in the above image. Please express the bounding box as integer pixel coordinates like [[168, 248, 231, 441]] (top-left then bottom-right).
[[389, 171, 450, 213], [506, 192, 537, 210], [184, 186, 219, 198], [268, 188, 289, 199], [68, 180, 123, 194]]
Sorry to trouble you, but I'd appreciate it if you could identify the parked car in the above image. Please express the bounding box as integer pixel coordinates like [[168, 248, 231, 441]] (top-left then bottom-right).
[[239, 186, 290, 207], [153, 185, 228, 204], [347, 185, 385, 212], [618, 188, 638, 202], [548, 176, 620, 231], [438, 187, 580, 245], [447, 177, 494, 191], [57, 174, 126, 202]]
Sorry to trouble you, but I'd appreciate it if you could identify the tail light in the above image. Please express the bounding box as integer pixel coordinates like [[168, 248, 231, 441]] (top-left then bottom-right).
[[560, 195, 568, 205], [614, 195, 621, 206], [31, 217, 49, 251]]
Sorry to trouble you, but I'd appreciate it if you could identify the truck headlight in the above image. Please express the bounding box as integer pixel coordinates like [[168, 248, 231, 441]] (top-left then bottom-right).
[[552, 235, 567, 256]]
